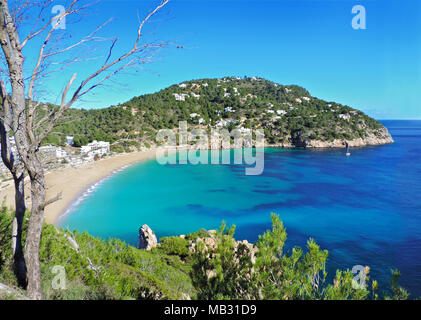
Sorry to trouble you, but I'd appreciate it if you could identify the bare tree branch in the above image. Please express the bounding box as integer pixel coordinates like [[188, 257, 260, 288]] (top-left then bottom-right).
[[42, 191, 62, 209], [0, 0, 172, 300]]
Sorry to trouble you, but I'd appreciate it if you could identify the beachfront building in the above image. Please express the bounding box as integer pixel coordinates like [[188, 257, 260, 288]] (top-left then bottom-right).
[[81, 140, 110, 157], [0, 138, 15, 176], [0, 162, 8, 177], [39, 145, 58, 160], [67, 156, 84, 166], [66, 136, 74, 146], [55, 147, 68, 158]]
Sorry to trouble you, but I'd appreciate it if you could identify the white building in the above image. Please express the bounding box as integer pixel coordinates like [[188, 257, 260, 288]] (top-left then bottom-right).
[[66, 136, 74, 146], [339, 114, 351, 120], [39, 145, 57, 159], [68, 157, 84, 166], [237, 127, 251, 133], [55, 147, 67, 158], [276, 110, 287, 116], [173, 93, 189, 101], [215, 119, 237, 128], [81, 140, 110, 157]]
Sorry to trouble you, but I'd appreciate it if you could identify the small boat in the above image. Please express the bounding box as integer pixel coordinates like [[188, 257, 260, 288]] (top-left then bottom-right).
[[345, 142, 351, 157]]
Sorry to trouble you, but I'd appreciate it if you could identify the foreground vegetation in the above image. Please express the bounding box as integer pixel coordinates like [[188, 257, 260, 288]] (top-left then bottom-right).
[[0, 208, 409, 300]]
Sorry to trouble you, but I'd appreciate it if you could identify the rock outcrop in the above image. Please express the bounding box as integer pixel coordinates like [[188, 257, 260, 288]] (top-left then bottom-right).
[[270, 127, 394, 149], [188, 230, 258, 273], [138, 224, 158, 250], [175, 126, 394, 151], [305, 127, 394, 148]]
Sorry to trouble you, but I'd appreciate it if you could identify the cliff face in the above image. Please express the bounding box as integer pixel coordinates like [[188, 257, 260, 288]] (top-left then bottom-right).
[[271, 126, 394, 149], [305, 127, 394, 148], [196, 125, 393, 149], [176, 126, 393, 150]]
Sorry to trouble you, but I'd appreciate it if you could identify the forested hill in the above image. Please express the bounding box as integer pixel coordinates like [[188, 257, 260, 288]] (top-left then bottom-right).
[[42, 76, 393, 151]]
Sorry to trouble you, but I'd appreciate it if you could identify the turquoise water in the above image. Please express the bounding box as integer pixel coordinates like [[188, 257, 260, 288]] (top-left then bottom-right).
[[60, 120, 421, 296]]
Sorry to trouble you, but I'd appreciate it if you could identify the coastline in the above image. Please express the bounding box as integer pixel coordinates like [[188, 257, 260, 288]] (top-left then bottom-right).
[[0, 149, 159, 225], [0, 134, 394, 225]]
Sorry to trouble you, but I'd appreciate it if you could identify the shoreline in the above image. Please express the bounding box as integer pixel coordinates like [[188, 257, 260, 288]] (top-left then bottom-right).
[[0, 149, 159, 225], [47, 150, 159, 224], [0, 137, 393, 225], [54, 162, 134, 225]]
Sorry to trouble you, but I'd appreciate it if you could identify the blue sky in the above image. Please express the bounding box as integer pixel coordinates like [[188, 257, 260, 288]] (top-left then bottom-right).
[[21, 0, 421, 119]]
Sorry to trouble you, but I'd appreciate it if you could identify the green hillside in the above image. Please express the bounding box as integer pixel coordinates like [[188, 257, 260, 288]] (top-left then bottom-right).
[[40, 77, 392, 151]]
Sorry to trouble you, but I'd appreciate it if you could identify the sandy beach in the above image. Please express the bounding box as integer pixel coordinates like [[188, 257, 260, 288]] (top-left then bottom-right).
[[0, 149, 159, 224]]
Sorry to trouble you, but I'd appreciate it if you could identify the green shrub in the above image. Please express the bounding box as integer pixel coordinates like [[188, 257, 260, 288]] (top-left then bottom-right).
[[159, 237, 189, 257], [0, 207, 410, 300]]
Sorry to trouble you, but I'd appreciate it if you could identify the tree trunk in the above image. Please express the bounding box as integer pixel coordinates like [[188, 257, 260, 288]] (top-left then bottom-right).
[[24, 154, 45, 300], [0, 104, 27, 288], [11, 172, 27, 288]]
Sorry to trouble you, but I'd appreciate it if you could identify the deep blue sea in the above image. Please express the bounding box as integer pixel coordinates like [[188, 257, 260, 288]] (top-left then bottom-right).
[[60, 120, 421, 297]]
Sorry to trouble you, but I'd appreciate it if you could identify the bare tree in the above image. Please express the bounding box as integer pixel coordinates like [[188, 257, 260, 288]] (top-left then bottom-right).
[[0, 80, 27, 288], [0, 0, 170, 299]]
